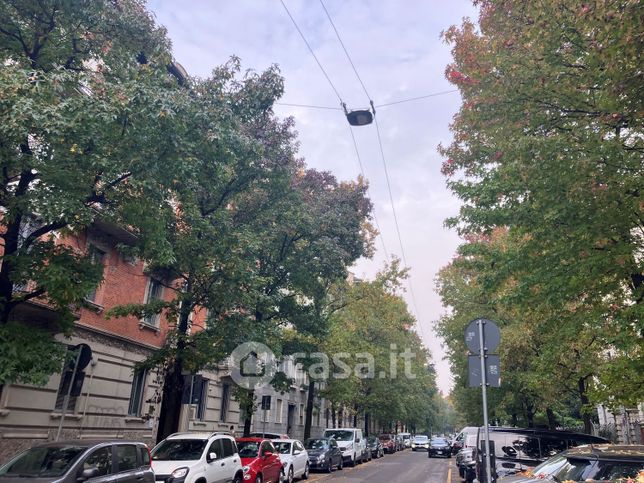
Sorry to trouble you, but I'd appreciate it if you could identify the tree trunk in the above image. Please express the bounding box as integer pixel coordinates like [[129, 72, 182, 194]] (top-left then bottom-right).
[[546, 407, 558, 430], [155, 290, 192, 443], [524, 401, 535, 428], [331, 403, 337, 428], [304, 380, 315, 440], [578, 377, 592, 434], [364, 412, 370, 437], [243, 410, 253, 437]]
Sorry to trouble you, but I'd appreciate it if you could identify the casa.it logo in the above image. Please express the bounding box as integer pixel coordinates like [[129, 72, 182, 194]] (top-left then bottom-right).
[[229, 341, 277, 389]]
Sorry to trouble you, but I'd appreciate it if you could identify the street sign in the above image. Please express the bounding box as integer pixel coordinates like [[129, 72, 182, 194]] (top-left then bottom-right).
[[468, 355, 501, 387], [261, 395, 271, 410], [464, 318, 501, 353]]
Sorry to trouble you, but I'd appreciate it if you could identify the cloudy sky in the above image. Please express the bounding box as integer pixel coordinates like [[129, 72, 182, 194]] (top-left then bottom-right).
[[147, 0, 479, 393]]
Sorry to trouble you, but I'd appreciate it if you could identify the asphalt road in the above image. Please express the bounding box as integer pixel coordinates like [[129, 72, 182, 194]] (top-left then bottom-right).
[[305, 449, 460, 483]]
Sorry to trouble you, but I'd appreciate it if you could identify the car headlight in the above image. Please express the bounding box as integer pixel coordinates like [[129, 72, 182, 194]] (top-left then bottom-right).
[[317, 455, 326, 462], [345, 443, 353, 450], [242, 466, 250, 474], [171, 467, 189, 479]]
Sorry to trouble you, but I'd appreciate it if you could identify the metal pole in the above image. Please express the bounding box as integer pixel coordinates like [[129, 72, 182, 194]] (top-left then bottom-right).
[[478, 319, 493, 483], [56, 348, 81, 441], [262, 408, 267, 437]]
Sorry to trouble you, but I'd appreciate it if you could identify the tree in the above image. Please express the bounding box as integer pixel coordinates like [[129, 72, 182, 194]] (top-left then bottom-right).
[[0, 0, 189, 384], [440, 0, 643, 408]]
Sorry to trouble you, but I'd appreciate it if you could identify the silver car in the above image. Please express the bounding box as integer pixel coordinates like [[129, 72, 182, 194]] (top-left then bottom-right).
[[0, 441, 154, 483]]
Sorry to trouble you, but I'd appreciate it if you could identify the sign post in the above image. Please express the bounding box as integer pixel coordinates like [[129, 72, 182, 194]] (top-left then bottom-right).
[[465, 318, 500, 483]]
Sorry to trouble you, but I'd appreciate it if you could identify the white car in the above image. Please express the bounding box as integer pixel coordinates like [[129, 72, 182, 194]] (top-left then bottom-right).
[[411, 435, 430, 451], [272, 439, 309, 483], [322, 428, 367, 466], [151, 432, 243, 483]]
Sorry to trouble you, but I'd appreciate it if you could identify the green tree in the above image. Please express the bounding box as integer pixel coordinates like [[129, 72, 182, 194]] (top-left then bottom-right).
[[440, 0, 643, 408], [0, 0, 188, 384]]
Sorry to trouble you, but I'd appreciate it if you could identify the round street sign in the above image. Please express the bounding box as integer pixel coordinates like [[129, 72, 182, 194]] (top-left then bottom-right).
[[464, 318, 501, 353]]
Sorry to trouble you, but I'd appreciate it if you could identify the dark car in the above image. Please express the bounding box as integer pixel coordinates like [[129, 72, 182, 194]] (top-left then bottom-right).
[[428, 437, 451, 458], [474, 427, 610, 481], [248, 432, 289, 440], [503, 444, 644, 482], [304, 438, 343, 473], [378, 434, 396, 454], [0, 441, 154, 483], [366, 436, 384, 459]]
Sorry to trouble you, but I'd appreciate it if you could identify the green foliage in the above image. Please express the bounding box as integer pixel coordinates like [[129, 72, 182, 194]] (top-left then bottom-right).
[[438, 0, 643, 418]]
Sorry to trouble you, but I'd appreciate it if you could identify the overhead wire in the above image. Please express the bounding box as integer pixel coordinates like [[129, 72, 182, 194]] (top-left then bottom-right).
[[375, 89, 458, 108], [279, 0, 344, 104], [317, 0, 431, 344]]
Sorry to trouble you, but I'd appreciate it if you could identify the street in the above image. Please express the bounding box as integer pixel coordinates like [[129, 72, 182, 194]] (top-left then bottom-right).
[[306, 450, 459, 483]]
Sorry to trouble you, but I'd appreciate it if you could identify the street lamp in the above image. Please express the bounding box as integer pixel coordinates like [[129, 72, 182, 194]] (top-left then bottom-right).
[[343, 101, 376, 126]]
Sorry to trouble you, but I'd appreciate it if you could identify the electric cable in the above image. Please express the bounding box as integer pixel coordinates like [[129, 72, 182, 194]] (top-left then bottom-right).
[[375, 90, 458, 108], [275, 102, 342, 110], [318, 0, 372, 100], [279, 0, 344, 104], [348, 126, 390, 262]]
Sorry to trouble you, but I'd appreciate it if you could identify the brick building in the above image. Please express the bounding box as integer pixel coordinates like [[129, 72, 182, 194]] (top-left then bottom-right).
[[0, 222, 241, 460]]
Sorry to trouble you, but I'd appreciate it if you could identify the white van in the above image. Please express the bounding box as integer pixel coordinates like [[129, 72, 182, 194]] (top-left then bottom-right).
[[399, 432, 412, 448], [323, 428, 368, 466]]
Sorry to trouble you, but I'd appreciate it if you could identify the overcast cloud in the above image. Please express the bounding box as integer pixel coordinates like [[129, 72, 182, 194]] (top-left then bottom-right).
[[147, 0, 479, 393]]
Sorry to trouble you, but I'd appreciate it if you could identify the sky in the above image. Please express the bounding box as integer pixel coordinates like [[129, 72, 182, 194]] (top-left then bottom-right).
[[147, 0, 480, 394]]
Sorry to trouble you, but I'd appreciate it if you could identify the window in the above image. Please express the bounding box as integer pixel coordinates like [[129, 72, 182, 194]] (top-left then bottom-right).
[[261, 406, 271, 423], [139, 447, 150, 466], [142, 278, 163, 326], [128, 369, 147, 417], [219, 384, 230, 422], [275, 399, 283, 423], [55, 355, 84, 412], [85, 245, 106, 303], [196, 379, 208, 421], [83, 447, 112, 477], [299, 404, 304, 425], [116, 445, 138, 472], [220, 438, 235, 458], [208, 439, 223, 461]]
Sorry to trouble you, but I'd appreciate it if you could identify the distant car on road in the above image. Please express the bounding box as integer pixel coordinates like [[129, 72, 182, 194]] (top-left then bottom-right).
[[305, 438, 343, 473], [399, 432, 412, 449], [249, 432, 289, 440], [271, 439, 309, 483], [378, 434, 396, 454], [0, 440, 154, 483], [367, 436, 384, 459], [411, 435, 430, 451], [394, 434, 405, 451], [323, 428, 367, 466], [428, 437, 451, 458]]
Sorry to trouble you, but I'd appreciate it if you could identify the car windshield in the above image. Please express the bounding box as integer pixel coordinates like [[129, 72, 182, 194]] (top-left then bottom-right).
[[0, 445, 87, 477], [526, 454, 567, 478], [152, 439, 207, 461], [432, 438, 448, 444], [414, 436, 429, 442], [550, 457, 594, 481], [324, 430, 353, 441], [305, 439, 328, 450], [236, 441, 260, 458], [367, 436, 378, 444], [272, 442, 291, 455], [379, 435, 392, 441]]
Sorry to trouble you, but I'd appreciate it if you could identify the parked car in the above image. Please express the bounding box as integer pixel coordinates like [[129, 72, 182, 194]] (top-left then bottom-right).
[[500, 444, 644, 482], [399, 432, 412, 449], [304, 438, 343, 473], [0, 440, 154, 483], [152, 432, 243, 483], [428, 437, 452, 458], [475, 426, 610, 481], [366, 436, 384, 459], [378, 434, 396, 454], [451, 426, 478, 455], [235, 438, 282, 483], [411, 435, 430, 451], [323, 428, 368, 465], [249, 432, 289, 440], [272, 439, 309, 483], [456, 434, 479, 482]]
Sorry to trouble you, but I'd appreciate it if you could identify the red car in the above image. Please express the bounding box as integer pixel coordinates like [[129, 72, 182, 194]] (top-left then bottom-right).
[[236, 437, 283, 483], [378, 434, 396, 454]]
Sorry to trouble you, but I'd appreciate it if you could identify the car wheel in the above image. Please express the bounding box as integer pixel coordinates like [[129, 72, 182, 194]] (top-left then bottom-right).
[[286, 466, 293, 483], [326, 460, 333, 473], [255, 475, 262, 483], [350, 454, 356, 466], [302, 463, 309, 479], [233, 473, 243, 483]]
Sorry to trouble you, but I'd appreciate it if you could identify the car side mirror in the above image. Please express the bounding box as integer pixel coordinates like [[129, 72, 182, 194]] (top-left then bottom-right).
[[263, 451, 273, 458], [207, 452, 217, 462], [78, 467, 99, 481], [356, 438, 361, 443], [293, 450, 300, 455]]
